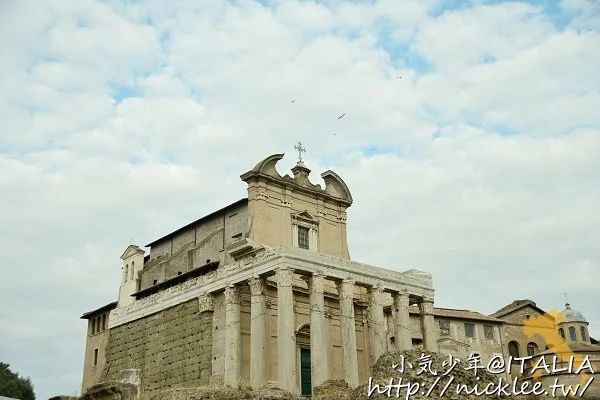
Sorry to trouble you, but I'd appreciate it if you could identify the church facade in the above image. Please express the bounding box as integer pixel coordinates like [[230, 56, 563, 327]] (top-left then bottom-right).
[[80, 152, 599, 398], [81, 153, 438, 397]]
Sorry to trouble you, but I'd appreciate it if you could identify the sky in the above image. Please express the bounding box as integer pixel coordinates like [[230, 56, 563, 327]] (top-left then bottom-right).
[[0, 0, 599, 398]]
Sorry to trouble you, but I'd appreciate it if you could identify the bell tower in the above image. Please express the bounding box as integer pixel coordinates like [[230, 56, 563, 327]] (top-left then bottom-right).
[[118, 244, 145, 306]]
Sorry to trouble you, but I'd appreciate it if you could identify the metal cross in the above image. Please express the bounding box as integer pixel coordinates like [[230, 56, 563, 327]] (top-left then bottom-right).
[[564, 292, 569, 304], [294, 141, 306, 162]]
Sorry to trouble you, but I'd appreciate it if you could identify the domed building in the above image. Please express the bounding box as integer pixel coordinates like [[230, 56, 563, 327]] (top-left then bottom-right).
[[492, 299, 600, 398], [558, 303, 592, 344]]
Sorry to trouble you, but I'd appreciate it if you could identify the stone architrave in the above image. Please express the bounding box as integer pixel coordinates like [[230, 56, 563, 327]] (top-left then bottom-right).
[[248, 276, 268, 388], [276, 267, 296, 393], [368, 285, 386, 365], [419, 300, 438, 352], [224, 285, 241, 387], [393, 292, 412, 350], [337, 279, 359, 388], [308, 273, 328, 387]]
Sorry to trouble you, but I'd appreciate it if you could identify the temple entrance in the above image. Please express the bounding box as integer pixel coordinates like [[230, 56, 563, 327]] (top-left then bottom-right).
[[300, 347, 312, 396]]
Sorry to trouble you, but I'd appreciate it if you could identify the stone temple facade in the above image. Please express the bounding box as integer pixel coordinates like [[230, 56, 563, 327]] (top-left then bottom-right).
[[80, 153, 600, 398], [80, 154, 438, 398]]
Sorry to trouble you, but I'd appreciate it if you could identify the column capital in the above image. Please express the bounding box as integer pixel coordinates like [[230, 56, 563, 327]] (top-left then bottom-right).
[[419, 299, 434, 315], [276, 267, 294, 286], [198, 293, 214, 313], [248, 276, 266, 296], [225, 285, 241, 305], [337, 279, 355, 300], [305, 273, 325, 294], [368, 285, 385, 306]]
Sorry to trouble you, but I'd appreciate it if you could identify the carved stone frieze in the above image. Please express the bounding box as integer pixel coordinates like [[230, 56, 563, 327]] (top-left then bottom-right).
[[257, 189, 269, 200], [198, 293, 214, 313]]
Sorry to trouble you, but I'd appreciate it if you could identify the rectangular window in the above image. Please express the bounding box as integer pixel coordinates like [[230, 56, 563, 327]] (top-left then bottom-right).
[[439, 320, 450, 335], [464, 323, 475, 338], [483, 325, 494, 340], [298, 226, 309, 250], [93, 348, 99, 367]]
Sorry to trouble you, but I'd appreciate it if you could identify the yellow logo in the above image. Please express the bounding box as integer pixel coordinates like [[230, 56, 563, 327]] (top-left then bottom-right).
[[522, 309, 589, 388]]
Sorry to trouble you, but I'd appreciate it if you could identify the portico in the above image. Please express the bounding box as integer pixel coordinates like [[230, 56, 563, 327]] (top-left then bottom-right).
[[212, 244, 436, 393]]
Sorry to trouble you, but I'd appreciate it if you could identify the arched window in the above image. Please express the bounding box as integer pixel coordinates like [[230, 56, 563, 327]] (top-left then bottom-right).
[[129, 261, 134, 280], [527, 342, 539, 356], [124, 264, 129, 282], [508, 341, 520, 359], [581, 327, 587, 341], [569, 326, 577, 341], [559, 328, 565, 339], [91, 318, 96, 335], [101, 314, 106, 331]]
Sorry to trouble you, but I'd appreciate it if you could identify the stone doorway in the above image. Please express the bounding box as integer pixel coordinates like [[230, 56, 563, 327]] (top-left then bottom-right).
[[296, 324, 311, 397], [300, 347, 312, 397]]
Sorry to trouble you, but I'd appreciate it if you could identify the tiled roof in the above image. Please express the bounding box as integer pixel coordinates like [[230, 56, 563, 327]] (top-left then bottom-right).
[[80, 301, 118, 319], [145, 198, 248, 247], [408, 306, 505, 323], [537, 341, 600, 356], [490, 299, 548, 318]]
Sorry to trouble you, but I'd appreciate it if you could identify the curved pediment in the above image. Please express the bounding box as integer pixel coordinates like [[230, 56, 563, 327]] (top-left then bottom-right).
[[321, 170, 353, 204], [249, 153, 284, 179], [242, 154, 353, 207]]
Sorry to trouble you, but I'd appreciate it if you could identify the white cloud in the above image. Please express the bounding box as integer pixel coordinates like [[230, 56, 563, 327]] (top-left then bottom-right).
[[1, 0, 599, 399]]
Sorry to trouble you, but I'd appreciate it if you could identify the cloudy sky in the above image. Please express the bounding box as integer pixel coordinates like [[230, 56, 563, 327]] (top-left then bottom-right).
[[1, 0, 599, 398]]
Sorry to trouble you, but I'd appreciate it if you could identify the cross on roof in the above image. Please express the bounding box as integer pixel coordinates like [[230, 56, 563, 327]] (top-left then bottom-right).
[[564, 292, 569, 304], [294, 141, 306, 162]]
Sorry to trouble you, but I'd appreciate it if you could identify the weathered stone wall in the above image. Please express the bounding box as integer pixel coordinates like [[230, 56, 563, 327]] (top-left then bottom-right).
[[82, 320, 111, 393], [102, 299, 212, 398], [141, 202, 247, 291]]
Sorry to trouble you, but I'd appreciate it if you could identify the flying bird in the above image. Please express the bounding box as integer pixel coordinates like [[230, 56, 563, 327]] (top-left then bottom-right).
[[290, 100, 295, 103], [396, 75, 402, 79], [338, 114, 346, 120]]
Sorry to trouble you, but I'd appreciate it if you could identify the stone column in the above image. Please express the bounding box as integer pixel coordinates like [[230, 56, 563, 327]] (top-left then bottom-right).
[[224, 285, 241, 387], [368, 285, 386, 366], [308, 273, 328, 387], [393, 292, 412, 351], [276, 267, 296, 393], [419, 299, 438, 352], [310, 228, 318, 251], [248, 276, 268, 388], [337, 279, 359, 388]]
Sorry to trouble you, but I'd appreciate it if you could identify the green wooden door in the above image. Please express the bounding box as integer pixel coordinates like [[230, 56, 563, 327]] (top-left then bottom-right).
[[300, 348, 312, 396]]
